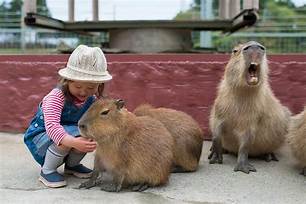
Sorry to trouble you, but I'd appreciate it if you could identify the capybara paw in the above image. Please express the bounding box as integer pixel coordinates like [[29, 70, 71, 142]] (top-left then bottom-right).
[[131, 183, 149, 192], [79, 180, 96, 189], [262, 153, 279, 162], [208, 151, 223, 164], [100, 182, 120, 192], [234, 162, 257, 174], [300, 167, 306, 176]]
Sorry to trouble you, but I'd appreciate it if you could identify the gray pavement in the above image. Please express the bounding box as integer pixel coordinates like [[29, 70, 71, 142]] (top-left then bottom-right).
[[0, 132, 305, 204]]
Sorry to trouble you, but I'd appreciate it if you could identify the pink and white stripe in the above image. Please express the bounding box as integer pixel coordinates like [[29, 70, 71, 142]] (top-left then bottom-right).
[[41, 89, 85, 145]]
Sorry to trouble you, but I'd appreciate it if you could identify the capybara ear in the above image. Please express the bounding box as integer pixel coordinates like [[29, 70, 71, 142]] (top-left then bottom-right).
[[115, 99, 125, 110]]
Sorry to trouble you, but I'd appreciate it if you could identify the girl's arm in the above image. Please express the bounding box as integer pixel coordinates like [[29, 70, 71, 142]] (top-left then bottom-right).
[[42, 89, 96, 152]]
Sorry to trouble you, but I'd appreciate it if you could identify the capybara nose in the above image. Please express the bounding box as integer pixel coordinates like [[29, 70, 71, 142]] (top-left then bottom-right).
[[78, 123, 87, 130], [243, 43, 265, 62], [243, 44, 265, 52]]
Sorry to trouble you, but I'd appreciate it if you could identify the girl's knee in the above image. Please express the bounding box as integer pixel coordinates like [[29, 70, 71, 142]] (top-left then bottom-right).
[[49, 143, 70, 155], [71, 149, 84, 154], [57, 144, 71, 152]]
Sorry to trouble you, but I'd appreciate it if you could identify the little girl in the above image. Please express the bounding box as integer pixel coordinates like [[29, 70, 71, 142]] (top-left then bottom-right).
[[24, 45, 112, 188]]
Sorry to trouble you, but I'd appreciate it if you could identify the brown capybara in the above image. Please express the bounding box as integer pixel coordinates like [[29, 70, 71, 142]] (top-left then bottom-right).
[[287, 106, 306, 176], [209, 41, 291, 174], [134, 104, 204, 172], [78, 99, 174, 192]]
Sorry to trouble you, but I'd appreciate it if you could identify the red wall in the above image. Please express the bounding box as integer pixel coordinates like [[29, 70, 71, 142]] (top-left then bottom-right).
[[0, 54, 305, 139]]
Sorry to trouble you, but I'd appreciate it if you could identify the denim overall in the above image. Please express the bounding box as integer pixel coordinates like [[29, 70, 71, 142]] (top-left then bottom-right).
[[24, 90, 95, 166]]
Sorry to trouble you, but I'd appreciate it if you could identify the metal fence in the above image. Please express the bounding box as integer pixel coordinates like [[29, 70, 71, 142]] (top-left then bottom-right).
[[0, 11, 306, 54], [212, 32, 306, 53], [0, 28, 108, 53]]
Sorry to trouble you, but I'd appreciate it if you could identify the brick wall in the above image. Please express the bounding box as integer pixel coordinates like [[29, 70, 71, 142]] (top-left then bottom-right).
[[0, 54, 305, 139]]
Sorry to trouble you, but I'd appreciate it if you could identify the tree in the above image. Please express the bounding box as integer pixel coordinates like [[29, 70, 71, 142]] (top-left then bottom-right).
[[7, 0, 22, 14], [37, 0, 51, 16], [0, 2, 8, 13], [174, 0, 306, 53], [5, 0, 51, 16]]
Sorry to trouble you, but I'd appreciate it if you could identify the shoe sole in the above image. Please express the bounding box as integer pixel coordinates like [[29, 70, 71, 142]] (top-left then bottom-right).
[[39, 176, 67, 188], [64, 169, 92, 179]]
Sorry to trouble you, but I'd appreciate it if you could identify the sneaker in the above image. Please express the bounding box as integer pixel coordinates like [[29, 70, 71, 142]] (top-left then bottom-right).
[[64, 164, 92, 179], [39, 171, 67, 188]]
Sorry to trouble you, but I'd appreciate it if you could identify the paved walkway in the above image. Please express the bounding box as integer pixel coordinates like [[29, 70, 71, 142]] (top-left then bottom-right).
[[0, 132, 305, 204]]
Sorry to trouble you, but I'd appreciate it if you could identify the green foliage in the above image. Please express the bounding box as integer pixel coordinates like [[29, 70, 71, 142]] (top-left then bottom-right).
[[175, 10, 200, 20], [176, 0, 306, 53], [37, 0, 51, 16], [0, 2, 8, 13], [0, 0, 51, 16], [263, 0, 296, 19], [7, 0, 22, 13]]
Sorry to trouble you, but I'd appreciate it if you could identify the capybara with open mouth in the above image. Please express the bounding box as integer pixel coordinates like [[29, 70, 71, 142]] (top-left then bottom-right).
[[134, 104, 204, 172], [287, 106, 306, 176], [209, 41, 291, 174], [78, 99, 174, 192]]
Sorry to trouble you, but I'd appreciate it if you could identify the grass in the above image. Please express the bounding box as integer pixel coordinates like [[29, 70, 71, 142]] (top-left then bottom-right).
[[0, 48, 58, 54]]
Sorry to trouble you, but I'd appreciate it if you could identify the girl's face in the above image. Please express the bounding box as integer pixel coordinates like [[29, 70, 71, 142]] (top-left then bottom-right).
[[68, 81, 99, 102]]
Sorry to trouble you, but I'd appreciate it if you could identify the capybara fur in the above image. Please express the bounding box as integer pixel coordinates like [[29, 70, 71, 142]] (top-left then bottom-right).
[[134, 104, 204, 172], [209, 41, 291, 174], [287, 107, 306, 176], [78, 99, 174, 192]]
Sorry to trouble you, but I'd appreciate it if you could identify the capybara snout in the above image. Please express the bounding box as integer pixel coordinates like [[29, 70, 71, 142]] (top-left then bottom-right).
[[242, 41, 266, 65], [78, 123, 86, 132]]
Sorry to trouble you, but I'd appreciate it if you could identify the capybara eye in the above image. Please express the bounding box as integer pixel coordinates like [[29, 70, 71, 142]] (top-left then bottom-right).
[[232, 49, 238, 54], [259, 45, 265, 50], [100, 110, 110, 116]]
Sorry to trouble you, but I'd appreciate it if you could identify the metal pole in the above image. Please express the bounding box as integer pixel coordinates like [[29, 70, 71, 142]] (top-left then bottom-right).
[[93, 0, 99, 21], [229, 0, 241, 18], [200, 0, 213, 48], [243, 0, 259, 10], [219, 0, 230, 19], [24, 0, 37, 13], [22, 0, 37, 52], [68, 0, 75, 22]]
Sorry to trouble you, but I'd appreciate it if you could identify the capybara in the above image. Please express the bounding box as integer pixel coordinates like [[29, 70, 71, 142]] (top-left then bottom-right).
[[287, 107, 306, 176], [134, 104, 204, 172], [78, 99, 174, 192], [208, 41, 291, 174]]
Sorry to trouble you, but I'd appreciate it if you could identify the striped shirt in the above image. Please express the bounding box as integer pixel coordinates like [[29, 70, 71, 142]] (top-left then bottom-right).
[[41, 89, 86, 145]]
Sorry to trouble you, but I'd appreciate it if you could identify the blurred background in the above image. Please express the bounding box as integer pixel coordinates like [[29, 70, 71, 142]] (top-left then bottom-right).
[[0, 0, 305, 54]]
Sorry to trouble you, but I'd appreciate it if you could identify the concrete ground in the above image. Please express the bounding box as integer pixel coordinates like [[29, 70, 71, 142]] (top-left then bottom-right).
[[0, 132, 305, 204]]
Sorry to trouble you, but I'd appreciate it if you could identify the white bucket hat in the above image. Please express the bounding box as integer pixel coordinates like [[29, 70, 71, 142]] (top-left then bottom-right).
[[58, 45, 112, 83]]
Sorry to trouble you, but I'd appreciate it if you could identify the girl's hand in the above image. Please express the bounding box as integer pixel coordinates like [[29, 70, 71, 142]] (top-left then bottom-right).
[[72, 137, 97, 153]]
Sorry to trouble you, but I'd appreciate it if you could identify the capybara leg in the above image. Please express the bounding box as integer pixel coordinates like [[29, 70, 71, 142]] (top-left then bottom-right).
[[234, 159, 256, 174], [209, 121, 224, 164], [223, 148, 230, 154], [300, 167, 306, 176], [100, 174, 124, 192], [209, 147, 229, 155], [131, 183, 149, 192], [234, 135, 256, 174], [260, 153, 279, 162], [79, 170, 100, 189], [208, 137, 223, 164], [210, 147, 229, 154]]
